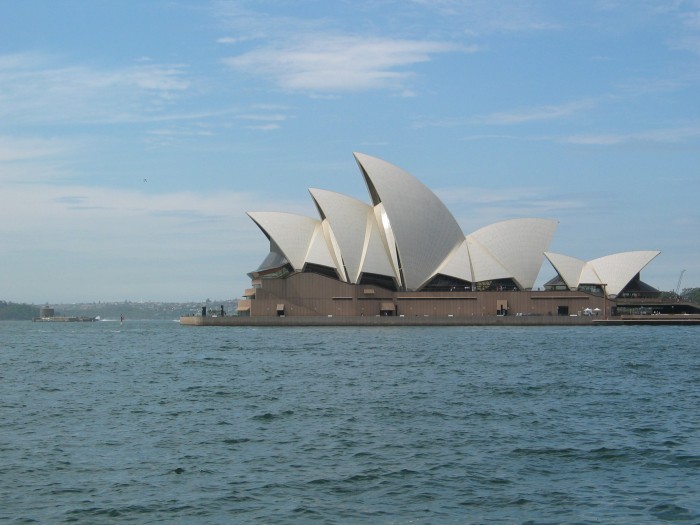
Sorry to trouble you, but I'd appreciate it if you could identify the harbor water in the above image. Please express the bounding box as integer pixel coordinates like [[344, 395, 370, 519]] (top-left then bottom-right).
[[1, 321, 699, 524]]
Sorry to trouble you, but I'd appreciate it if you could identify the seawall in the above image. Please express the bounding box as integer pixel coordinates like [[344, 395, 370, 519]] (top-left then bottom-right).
[[180, 315, 597, 327], [180, 314, 700, 327]]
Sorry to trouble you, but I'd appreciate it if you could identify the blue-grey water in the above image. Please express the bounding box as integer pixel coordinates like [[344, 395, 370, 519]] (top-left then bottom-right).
[[1, 321, 699, 524]]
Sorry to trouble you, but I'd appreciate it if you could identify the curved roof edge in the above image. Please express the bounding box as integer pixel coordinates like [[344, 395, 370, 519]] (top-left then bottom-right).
[[305, 221, 340, 275], [544, 252, 586, 290], [353, 152, 465, 290], [466, 236, 511, 283], [589, 250, 661, 297], [546, 250, 661, 297], [467, 218, 558, 289], [247, 211, 323, 271], [309, 188, 390, 284], [435, 239, 473, 283]]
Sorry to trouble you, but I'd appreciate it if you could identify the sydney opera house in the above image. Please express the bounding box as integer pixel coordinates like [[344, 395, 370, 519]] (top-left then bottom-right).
[[237, 152, 664, 319]]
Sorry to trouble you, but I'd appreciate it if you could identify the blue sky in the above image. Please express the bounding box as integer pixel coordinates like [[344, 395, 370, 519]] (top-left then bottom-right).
[[1, 0, 699, 303]]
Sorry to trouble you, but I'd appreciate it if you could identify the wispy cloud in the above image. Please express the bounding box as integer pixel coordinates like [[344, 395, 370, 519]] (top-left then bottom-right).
[[562, 124, 700, 145], [453, 124, 700, 146], [0, 135, 72, 163], [475, 99, 599, 125], [233, 109, 292, 131], [0, 178, 310, 242], [682, 8, 700, 30], [222, 35, 467, 93], [409, 0, 561, 34], [435, 185, 618, 235], [0, 181, 277, 301], [0, 52, 192, 125], [239, 103, 297, 128], [436, 185, 593, 215], [414, 98, 599, 128], [217, 36, 252, 45], [214, 2, 478, 94], [244, 123, 281, 131], [667, 2, 700, 55]]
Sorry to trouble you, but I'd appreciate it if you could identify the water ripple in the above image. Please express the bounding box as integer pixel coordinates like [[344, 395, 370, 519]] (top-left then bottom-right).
[[1, 322, 699, 523]]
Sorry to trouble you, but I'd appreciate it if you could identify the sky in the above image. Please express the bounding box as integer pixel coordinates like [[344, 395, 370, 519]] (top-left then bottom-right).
[[1, 0, 699, 304]]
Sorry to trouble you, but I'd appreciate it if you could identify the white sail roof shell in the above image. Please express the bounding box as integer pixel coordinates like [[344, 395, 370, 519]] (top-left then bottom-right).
[[247, 212, 332, 272], [353, 152, 465, 291], [546, 250, 660, 297], [361, 209, 399, 282], [466, 237, 511, 282], [305, 221, 338, 270], [246, 153, 660, 297], [319, 219, 346, 281], [579, 263, 603, 287], [309, 188, 396, 284], [544, 252, 586, 289], [435, 239, 474, 283], [588, 251, 660, 297], [467, 218, 558, 289]]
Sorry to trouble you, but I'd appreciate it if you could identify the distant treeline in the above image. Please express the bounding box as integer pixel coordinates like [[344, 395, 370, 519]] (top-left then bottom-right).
[[0, 301, 39, 320], [54, 300, 237, 320], [660, 287, 700, 303], [682, 288, 700, 304], [0, 300, 237, 321]]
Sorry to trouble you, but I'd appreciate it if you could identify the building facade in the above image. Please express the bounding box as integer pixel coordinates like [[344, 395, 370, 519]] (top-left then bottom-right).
[[239, 153, 660, 318]]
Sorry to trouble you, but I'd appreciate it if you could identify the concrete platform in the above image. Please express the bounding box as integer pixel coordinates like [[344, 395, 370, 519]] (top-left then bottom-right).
[[180, 314, 700, 327], [593, 315, 700, 325], [180, 315, 598, 327]]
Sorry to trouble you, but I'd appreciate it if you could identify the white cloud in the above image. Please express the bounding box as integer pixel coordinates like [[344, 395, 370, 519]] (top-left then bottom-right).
[[682, 8, 700, 30], [562, 124, 700, 145], [436, 185, 592, 220], [217, 36, 247, 44], [222, 35, 465, 93], [672, 34, 700, 54], [146, 127, 215, 138], [0, 181, 308, 302], [409, 0, 561, 33], [0, 135, 72, 163], [475, 99, 599, 125], [0, 52, 192, 125], [236, 113, 288, 122], [245, 123, 281, 131], [413, 98, 599, 129]]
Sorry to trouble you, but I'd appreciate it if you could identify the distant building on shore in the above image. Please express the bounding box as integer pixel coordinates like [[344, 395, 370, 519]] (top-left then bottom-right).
[[33, 305, 96, 322]]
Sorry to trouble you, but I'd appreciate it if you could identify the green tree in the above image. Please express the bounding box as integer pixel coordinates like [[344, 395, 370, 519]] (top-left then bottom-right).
[[0, 301, 39, 320], [681, 287, 700, 304]]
